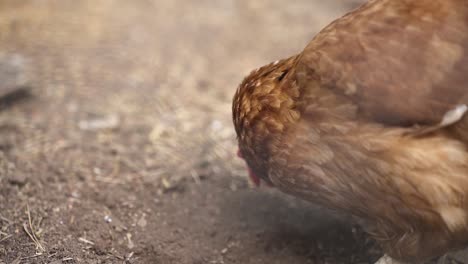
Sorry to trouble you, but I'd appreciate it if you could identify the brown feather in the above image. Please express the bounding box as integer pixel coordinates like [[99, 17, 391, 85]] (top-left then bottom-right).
[[298, 0, 468, 126], [233, 0, 468, 262]]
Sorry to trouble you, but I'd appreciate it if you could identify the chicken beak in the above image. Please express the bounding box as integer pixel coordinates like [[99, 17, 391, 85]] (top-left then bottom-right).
[[237, 149, 273, 188]]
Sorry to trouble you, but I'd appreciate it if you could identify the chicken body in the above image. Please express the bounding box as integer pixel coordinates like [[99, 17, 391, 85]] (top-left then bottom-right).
[[233, 0, 468, 262]]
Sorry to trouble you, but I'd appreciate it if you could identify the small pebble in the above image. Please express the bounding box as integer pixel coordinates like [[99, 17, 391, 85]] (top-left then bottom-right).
[[104, 215, 112, 223]]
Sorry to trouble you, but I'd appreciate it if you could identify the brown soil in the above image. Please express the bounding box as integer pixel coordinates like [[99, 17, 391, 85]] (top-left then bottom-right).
[[0, 1, 385, 263]]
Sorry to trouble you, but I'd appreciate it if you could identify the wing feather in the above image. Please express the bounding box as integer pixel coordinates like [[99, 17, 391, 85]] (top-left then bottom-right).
[[297, 0, 468, 126]]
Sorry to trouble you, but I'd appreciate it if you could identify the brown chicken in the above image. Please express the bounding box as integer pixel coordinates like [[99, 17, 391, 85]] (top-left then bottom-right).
[[232, 0, 468, 263]]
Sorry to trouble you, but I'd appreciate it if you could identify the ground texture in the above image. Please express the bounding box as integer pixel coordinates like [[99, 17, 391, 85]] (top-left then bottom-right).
[[0, 1, 453, 263]]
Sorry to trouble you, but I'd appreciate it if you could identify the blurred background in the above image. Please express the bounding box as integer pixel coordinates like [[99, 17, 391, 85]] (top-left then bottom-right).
[[0, 1, 385, 263]]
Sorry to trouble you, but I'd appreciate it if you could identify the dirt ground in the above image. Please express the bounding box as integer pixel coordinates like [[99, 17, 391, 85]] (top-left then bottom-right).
[[0, 1, 400, 263]]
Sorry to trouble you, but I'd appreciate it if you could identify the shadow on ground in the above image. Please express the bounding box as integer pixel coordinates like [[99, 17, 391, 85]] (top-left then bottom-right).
[[0, 1, 386, 263]]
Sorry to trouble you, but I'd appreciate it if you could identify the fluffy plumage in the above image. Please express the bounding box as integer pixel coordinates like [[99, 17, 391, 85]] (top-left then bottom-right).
[[232, 0, 468, 262]]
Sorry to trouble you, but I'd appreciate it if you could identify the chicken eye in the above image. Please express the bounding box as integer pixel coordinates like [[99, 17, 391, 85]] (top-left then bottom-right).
[[278, 70, 288, 81]]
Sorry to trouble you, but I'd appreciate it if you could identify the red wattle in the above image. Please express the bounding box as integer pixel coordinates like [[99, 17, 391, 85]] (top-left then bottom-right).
[[248, 167, 261, 187]]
